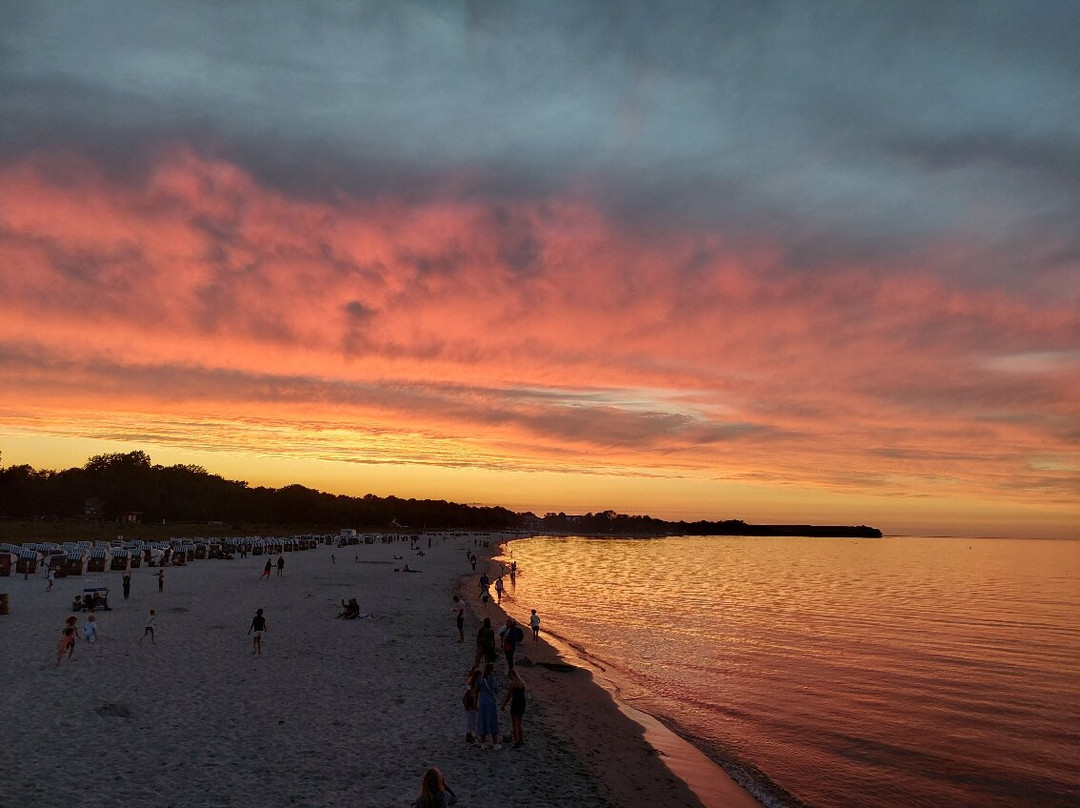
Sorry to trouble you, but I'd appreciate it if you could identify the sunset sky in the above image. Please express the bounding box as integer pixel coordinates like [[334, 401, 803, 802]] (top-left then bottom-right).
[[1, 2, 1077, 538]]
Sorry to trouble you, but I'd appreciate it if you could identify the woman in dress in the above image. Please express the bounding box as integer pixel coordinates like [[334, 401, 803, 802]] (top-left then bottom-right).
[[475, 663, 500, 748]]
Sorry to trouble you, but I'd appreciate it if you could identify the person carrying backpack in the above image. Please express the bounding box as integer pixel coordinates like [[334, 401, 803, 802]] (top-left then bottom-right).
[[500, 617, 525, 670]]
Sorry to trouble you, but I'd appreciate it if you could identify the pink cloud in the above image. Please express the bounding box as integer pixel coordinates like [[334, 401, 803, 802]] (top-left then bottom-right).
[[1, 148, 1077, 516]]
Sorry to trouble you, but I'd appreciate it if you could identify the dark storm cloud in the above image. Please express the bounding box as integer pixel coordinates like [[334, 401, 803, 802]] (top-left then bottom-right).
[[1, 1, 1077, 278]]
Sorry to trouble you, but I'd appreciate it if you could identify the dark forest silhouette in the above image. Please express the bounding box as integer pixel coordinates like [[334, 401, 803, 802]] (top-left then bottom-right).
[[0, 450, 881, 538]]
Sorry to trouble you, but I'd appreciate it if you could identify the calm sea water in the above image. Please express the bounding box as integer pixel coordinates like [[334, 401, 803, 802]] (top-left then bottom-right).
[[496, 535, 1080, 808]]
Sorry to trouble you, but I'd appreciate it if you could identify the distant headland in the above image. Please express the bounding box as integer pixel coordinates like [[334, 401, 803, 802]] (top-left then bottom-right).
[[0, 450, 881, 540]]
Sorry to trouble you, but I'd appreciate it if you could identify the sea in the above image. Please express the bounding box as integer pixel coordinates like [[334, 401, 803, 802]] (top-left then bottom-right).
[[495, 534, 1080, 808]]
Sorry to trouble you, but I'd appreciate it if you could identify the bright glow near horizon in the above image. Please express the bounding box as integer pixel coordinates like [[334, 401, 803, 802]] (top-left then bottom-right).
[[0, 4, 1077, 539]]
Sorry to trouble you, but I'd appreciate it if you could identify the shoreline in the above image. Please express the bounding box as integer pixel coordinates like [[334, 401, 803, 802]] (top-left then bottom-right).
[[475, 539, 762, 808]]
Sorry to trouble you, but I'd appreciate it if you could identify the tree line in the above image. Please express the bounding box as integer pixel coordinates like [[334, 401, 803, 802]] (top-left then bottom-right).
[[0, 451, 519, 530], [0, 450, 881, 538]]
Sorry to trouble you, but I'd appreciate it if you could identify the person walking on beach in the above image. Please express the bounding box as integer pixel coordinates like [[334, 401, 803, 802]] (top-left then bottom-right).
[[494, 576, 504, 603], [452, 595, 466, 643], [475, 617, 497, 668], [122, 572, 131, 600], [476, 663, 500, 748], [478, 572, 490, 607], [500, 617, 525, 670], [139, 609, 156, 644], [261, 559, 272, 580], [155, 569, 165, 592], [501, 667, 527, 748], [56, 626, 77, 666], [411, 766, 457, 808], [276, 555, 285, 577], [248, 608, 267, 655], [530, 609, 540, 641], [46, 568, 55, 591]]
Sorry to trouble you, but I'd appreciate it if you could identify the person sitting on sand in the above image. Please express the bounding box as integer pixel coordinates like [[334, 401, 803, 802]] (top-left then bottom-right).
[[412, 766, 457, 808], [72, 595, 85, 612], [337, 598, 361, 619]]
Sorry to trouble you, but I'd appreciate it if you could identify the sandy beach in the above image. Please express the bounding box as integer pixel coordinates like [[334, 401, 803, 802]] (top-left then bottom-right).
[[0, 535, 758, 808]]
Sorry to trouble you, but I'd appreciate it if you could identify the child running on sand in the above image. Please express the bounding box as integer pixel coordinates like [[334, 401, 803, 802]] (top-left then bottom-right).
[[82, 614, 98, 643], [139, 609, 156, 644], [261, 559, 272, 580], [462, 668, 480, 743], [56, 626, 77, 665]]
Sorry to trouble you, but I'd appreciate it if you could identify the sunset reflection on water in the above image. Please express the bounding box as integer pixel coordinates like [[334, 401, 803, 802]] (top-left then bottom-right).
[[496, 535, 1080, 808]]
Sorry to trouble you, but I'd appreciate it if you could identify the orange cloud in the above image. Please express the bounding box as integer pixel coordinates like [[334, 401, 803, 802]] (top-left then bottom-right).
[[1, 148, 1077, 535]]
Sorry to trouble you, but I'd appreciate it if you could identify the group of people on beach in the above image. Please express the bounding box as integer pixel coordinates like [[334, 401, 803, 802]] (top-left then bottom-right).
[[55, 613, 97, 665], [55, 606, 156, 664], [260, 554, 286, 579], [453, 551, 542, 753], [50, 557, 265, 664]]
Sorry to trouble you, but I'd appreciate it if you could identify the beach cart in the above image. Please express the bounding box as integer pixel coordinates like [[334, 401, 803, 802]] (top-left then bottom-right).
[[79, 586, 110, 611]]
